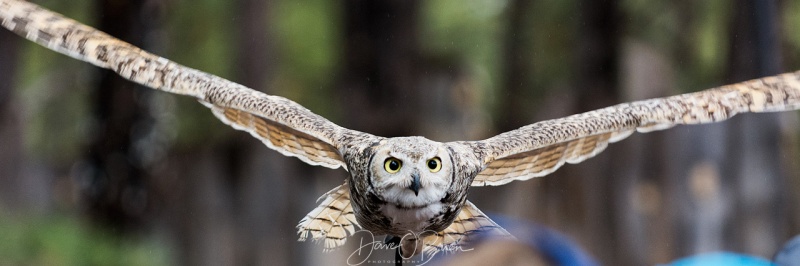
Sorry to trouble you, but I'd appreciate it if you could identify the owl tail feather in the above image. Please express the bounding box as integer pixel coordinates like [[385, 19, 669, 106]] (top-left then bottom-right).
[[401, 200, 515, 257], [297, 183, 359, 251]]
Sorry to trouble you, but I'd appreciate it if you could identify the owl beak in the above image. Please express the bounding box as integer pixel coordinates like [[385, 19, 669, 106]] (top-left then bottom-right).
[[409, 172, 421, 196]]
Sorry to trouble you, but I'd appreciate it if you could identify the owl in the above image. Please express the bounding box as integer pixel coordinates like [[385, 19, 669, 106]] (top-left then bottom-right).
[[3, 0, 800, 258]]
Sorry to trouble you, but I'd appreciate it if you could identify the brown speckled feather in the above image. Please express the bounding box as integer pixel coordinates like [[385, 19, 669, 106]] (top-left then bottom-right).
[[205, 103, 346, 169], [466, 73, 800, 186], [296, 184, 358, 250], [0, 0, 378, 169], [416, 200, 512, 256]]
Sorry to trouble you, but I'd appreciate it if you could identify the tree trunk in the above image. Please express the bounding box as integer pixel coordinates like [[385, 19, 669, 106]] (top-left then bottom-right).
[[333, 1, 430, 263], [338, 0, 422, 137], [496, 0, 535, 133], [0, 22, 26, 211], [228, 0, 297, 265], [80, 0, 161, 231], [723, 0, 794, 256], [566, 0, 623, 264]]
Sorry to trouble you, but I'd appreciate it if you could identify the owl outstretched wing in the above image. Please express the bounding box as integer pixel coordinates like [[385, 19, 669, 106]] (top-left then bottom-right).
[[464, 72, 800, 186], [0, 0, 380, 169]]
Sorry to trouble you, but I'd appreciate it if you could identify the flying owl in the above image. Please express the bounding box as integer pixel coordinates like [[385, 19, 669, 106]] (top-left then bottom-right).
[[3, 0, 800, 258]]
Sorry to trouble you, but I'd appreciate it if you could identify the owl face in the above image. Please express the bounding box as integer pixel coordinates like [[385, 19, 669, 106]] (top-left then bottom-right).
[[369, 137, 453, 210]]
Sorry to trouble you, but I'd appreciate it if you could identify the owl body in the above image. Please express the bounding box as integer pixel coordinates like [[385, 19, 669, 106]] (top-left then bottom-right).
[[344, 137, 479, 237]]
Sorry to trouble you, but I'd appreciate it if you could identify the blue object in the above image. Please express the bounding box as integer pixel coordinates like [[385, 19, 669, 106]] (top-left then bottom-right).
[[491, 215, 599, 266], [774, 235, 800, 266], [666, 252, 775, 266]]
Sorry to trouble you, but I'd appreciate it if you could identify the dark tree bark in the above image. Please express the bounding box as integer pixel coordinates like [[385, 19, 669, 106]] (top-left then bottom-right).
[[79, 0, 162, 230], [228, 0, 297, 265], [496, 0, 535, 133], [574, 0, 620, 111], [163, 0, 305, 264], [487, 0, 630, 264], [338, 0, 422, 137], [561, 0, 624, 264], [726, 0, 782, 79], [0, 26, 18, 115], [657, 1, 729, 263], [0, 23, 25, 211], [487, 0, 630, 263], [723, 0, 793, 256]]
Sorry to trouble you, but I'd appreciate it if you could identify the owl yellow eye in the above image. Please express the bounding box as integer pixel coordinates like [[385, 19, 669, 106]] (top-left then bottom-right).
[[427, 157, 442, 172], [384, 158, 402, 173]]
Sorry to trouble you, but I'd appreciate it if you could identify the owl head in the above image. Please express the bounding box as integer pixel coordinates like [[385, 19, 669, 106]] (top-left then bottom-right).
[[369, 137, 453, 208]]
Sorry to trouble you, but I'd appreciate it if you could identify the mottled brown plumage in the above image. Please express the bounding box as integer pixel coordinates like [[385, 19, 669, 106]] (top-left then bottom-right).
[[3, 0, 800, 257]]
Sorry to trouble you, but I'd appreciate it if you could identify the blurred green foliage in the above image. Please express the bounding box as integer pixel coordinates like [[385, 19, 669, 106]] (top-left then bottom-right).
[[272, 0, 341, 119], [0, 215, 171, 266], [164, 0, 344, 145], [422, 0, 506, 98], [166, 0, 237, 146], [785, 0, 800, 69], [16, 0, 95, 164]]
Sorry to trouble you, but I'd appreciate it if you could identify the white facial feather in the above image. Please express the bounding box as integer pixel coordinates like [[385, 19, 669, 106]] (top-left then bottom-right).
[[381, 203, 444, 232], [369, 137, 453, 231]]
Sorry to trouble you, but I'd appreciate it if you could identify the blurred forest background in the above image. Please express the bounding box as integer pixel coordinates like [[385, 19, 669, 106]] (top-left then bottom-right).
[[1, 0, 800, 265]]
